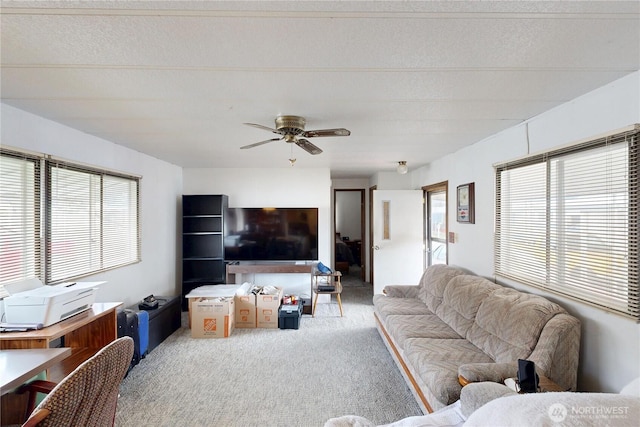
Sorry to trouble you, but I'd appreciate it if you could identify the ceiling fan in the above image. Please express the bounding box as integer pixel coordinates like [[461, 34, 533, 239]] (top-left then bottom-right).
[[241, 115, 351, 155]]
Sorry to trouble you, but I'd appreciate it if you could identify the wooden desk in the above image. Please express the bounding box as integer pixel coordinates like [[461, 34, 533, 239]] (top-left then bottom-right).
[[0, 302, 121, 382], [1, 303, 120, 425], [1, 348, 73, 425], [0, 348, 72, 395]]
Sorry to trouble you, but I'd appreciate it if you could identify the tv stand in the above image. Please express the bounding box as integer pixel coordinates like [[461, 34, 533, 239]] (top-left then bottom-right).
[[226, 263, 313, 314]]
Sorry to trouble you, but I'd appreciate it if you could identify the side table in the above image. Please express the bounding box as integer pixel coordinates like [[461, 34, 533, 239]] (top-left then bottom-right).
[[504, 374, 566, 393], [312, 271, 343, 317]]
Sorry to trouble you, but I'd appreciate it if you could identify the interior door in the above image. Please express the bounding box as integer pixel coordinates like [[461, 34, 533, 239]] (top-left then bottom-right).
[[372, 190, 424, 294]]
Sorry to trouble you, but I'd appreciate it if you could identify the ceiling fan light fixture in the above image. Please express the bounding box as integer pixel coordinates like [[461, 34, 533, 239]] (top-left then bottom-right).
[[289, 143, 296, 166], [241, 115, 350, 156], [397, 161, 408, 175]]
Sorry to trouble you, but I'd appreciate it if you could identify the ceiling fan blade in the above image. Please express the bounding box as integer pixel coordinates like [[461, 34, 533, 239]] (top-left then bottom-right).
[[240, 137, 281, 150], [244, 123, 283, 135], [296, 138, 323, 155], [301, 128, 351, 138]]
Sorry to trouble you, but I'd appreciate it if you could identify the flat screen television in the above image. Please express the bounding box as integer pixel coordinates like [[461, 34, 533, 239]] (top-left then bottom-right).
[[224, 207, 318, 261]]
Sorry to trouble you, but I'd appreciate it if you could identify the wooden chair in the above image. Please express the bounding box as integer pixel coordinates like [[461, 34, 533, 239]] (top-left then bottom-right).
[[18, 337, 134, 427]]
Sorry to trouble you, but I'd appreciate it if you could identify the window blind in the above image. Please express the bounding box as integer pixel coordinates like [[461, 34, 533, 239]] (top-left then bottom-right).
[[46, 161, 140, 283], [102, 175, 140, 269], [0, 151, 41, 284], [495, 126, 639, 319]]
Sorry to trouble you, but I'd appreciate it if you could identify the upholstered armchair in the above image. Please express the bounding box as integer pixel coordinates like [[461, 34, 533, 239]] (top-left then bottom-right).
[[18, 337, 134, 427]]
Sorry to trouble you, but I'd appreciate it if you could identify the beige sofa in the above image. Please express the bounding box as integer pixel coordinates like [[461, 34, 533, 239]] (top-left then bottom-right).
[[373, 265, 581, 413]]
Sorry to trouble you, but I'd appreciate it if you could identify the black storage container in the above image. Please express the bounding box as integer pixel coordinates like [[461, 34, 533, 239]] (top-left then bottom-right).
[[130, 295, 181, 353], [278, 302, 302, 330]]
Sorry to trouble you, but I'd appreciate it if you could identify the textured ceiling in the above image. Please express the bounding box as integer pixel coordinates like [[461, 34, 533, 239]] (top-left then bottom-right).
[[1, 1, 639, 178]]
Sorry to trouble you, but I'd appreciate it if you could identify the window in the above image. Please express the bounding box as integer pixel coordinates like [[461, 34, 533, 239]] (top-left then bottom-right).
[[0, 151, 41, 284], [0, 149, 140, 285], [424, 182, 448, 266], [46, 161, 140, 283], [495, 125, 639, 319]]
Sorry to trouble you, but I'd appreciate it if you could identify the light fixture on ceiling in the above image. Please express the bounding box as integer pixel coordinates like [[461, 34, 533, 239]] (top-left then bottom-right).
[[397, 161, 408, 175]]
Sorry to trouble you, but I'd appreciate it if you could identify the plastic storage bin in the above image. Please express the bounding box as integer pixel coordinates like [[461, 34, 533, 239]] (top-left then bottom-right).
[[278, 302, 302, 330]]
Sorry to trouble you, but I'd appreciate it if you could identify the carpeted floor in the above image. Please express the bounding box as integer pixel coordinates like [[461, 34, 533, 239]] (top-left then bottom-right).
[[115, 268, 422, 427]]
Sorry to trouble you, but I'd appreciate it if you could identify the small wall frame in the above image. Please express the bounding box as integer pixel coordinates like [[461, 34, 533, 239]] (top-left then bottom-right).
[[456, 182, 475, 224]]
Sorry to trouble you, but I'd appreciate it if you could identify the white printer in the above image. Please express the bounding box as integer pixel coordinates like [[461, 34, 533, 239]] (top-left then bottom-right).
[[3, 279, 104, 327]]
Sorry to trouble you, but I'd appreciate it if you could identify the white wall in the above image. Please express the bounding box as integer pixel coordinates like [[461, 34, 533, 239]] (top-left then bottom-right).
[[333, 178, 370, 190], [412, 71, 640, 393], [1, 104, 183, 307], [183, 168, 331, 299], [372, 171, 412, 190]]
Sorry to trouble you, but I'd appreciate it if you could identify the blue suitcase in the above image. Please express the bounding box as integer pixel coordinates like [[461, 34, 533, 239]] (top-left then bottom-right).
[[118, 309, 140, 374], [136, 309, 149, 358]]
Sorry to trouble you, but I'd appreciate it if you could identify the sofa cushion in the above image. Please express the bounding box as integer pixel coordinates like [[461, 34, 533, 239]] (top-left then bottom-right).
[[373, 295, 432, 323], [404, 338, 494, 364], [435, 275, 500, 337], [404, 338, 494, 405], [466, 288, 567, 362], [384, 314, 462, 350], [420, 265, 468, 311]]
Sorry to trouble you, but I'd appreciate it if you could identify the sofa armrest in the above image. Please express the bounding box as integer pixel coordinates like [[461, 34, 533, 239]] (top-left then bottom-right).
[[382, 285, 420, 298], [460, 382, 517, 418], [458, 362, 519, 386], [528, 313, 580, 391]]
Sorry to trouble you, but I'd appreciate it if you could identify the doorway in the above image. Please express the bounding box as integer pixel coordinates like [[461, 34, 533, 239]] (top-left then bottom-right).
[[424, 182, 448, 266], [333, 189, 365, 281]]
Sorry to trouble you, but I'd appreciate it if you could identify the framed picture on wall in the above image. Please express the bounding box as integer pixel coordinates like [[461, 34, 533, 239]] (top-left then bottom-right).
[[457, 182, 475, 224]]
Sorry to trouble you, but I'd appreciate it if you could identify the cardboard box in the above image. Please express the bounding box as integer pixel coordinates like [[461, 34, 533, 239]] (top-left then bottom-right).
[[234, 283, 257, 328], [256, 287, 283, 329], [186, 284, 240, 328], [190, 297, 234, 338]]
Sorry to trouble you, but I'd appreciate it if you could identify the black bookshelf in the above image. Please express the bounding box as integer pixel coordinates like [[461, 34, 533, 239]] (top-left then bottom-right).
[[181, 195, 228, 310]]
